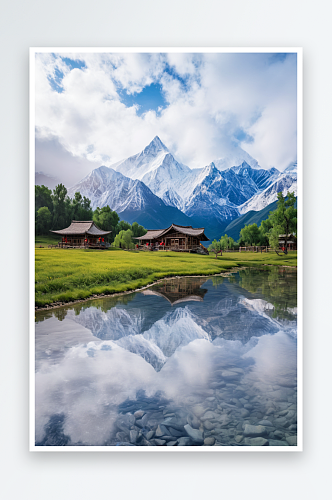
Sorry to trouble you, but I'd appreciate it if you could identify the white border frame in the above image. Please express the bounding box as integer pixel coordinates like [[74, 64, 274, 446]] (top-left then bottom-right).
[[29, 47, 303, 452]]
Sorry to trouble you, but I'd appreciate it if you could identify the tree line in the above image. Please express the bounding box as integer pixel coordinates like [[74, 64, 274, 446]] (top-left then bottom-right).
[[35, 184, 147, 246], [208, 191, 297, 257]]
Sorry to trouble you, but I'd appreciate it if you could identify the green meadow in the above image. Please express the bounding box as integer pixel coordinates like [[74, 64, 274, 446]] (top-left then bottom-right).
[[35, 247, 297, 307]]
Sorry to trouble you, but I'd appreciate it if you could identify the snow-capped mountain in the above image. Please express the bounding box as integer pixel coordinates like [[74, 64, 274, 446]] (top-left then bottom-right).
[[68, 165, 199, 229], [110, 136, 197, 210], [68, 165, 157, 212], [73, 306, 211, 371], [111, 136, 191, 186], [283, 162, 297, 178], [213, 147, 259, 171], [238, 172, 298, 214], [68, 137, 297, 238], [181, 161, 282, 223]]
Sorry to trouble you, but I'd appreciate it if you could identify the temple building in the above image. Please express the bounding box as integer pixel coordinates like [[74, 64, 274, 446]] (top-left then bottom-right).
[[278, 234, 297, 251], [50, 221, 111, 249], [136, 224, 209, 252]]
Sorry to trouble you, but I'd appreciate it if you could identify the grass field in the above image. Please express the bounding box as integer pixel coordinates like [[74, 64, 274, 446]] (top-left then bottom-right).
[[35, 247, 297, 307], [35, 234, 61, 247]]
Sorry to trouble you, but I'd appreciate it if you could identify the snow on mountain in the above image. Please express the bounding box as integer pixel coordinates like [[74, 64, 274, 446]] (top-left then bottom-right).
[[229, 164, 281, 191], [140, 149, 194, 206], [115, 334, 167, 371], [142, 307, 210, 357], [68, 165, 166, 212], [73, 306, 144, 341], [73, 305, 210, 371], [67, 164, 198, 229], [213, 147, 260, 171], [68, 136, 297, 230], [183, 163, 240, 222], [283, 162, 297, 178], [182, 161, 282, 222], [111, 136, 173, 180], [108, 307, 210, 371], [238, 173, 297, 214]]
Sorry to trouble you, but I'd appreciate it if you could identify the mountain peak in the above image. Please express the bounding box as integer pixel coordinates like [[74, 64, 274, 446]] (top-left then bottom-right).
[[143, 136, 169, 155], [205, 162, 218, 173]]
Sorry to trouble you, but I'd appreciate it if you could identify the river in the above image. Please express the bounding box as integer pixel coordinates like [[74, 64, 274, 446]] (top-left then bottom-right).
[[35, 266, 297, 448]]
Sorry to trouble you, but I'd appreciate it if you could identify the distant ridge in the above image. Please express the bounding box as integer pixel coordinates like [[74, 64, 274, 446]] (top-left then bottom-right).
[[223, 197, 297, 240]]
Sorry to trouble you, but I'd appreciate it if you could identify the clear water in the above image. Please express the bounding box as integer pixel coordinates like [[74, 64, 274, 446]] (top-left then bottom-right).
[[35, 267, 297, 447]]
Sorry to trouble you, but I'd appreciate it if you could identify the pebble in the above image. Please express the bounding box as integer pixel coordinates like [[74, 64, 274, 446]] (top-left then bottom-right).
[[154, 439, 166, 446], [274, 417, 288, 426], [116, 431, 128, 442], [145, 430, 155, 440], [243, 424, 267, 437], [166, 441, 178, 446], [169, 427, 184, 438], [274, 430, 284, 439], [184, 424, 204, 444], [235, 435, 243, 443], [203, 421, 215, 431], [211, 382, 225, 389], [155, 425, 170, 437], [191, 405, 206, 418], [177, 437, 193, 446], [187, 414, 200, 429], [204, 437, 216, 446], [258, 420, 273, 427], [201, 411, 217, 422], [134, 410, 145, 419], [129, 430, 138, 444], [139, 437, 150, 446], [244, 437, 269, 446], [206, 397, 216, 402]]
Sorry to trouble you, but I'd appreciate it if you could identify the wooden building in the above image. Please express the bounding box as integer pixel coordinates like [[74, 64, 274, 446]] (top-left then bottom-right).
[[278, 234, 297, 251], [136, 224, 209, 252], [50, 221, 111, 249]]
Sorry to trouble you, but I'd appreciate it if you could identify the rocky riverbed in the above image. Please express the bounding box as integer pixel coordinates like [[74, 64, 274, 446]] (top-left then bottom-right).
[[109, 374, 297, 447]]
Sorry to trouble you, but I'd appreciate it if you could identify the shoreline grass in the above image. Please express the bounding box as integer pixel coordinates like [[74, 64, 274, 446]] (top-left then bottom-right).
[[35, 247, 297, 308]]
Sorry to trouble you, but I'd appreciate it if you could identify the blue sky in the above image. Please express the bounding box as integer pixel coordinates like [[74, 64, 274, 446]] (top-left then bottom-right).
[[35, 51, 297, 186], [119, 83, 166, 116]]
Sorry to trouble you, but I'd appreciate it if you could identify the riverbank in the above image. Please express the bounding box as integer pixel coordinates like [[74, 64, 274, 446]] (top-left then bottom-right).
[[35, 248, 297, 309]]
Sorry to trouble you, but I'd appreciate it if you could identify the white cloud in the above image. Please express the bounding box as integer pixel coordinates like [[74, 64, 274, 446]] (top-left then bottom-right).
[[35, 51, 297, 186]]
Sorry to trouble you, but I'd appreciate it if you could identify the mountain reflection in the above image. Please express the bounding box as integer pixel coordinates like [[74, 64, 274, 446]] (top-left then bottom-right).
[[36, 272, 297, 372], [35, 268, 297, 447]]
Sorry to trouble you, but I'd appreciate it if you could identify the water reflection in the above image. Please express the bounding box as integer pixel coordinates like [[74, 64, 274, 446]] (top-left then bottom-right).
[[35, 267, 297, 447], [142, 277, 208, 305]]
